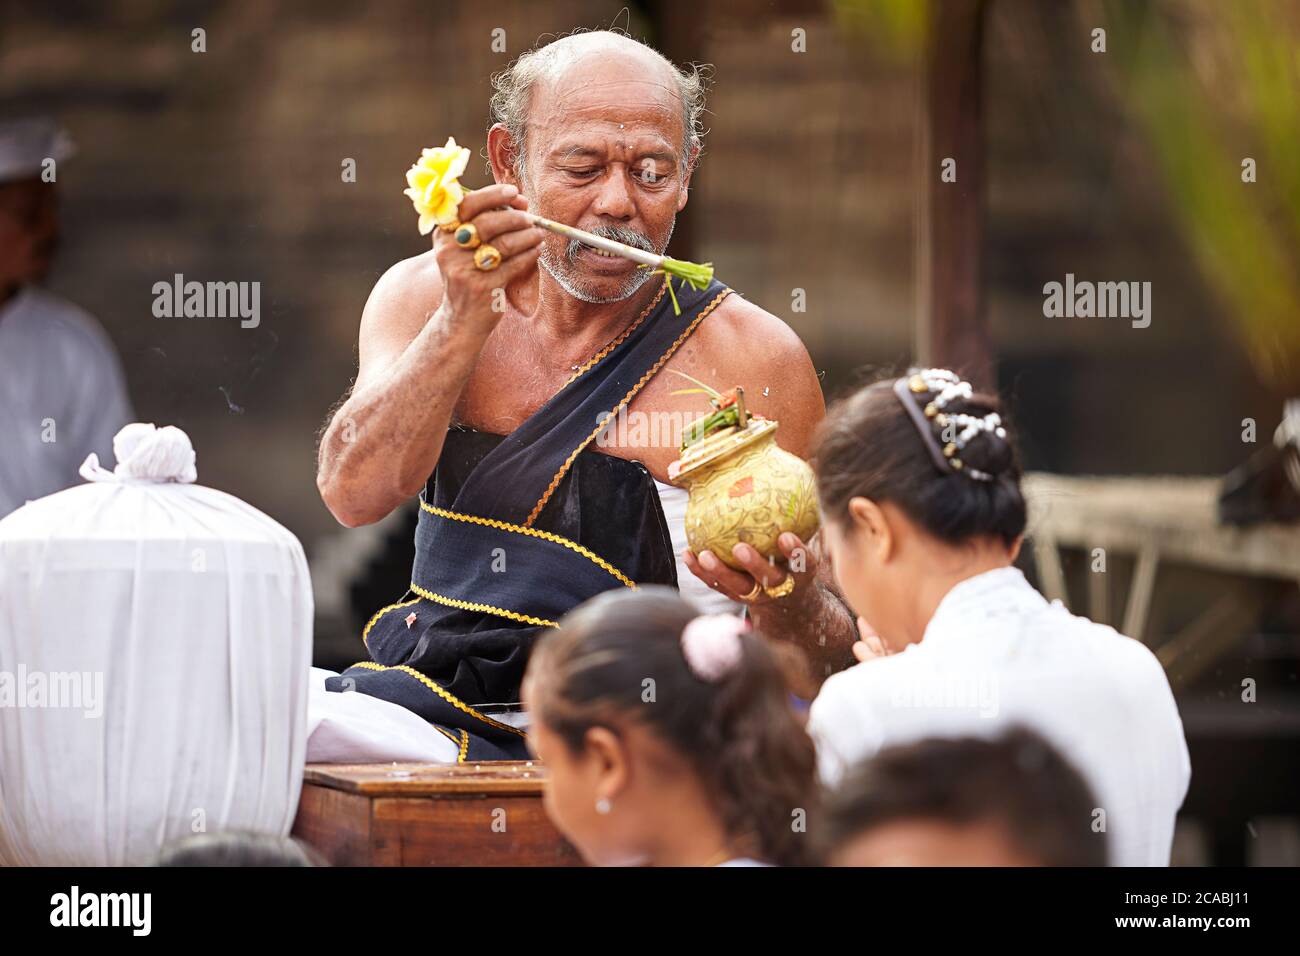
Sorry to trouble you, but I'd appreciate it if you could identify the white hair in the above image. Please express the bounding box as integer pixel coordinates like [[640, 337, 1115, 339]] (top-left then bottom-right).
[[489, 29, 710, 182]]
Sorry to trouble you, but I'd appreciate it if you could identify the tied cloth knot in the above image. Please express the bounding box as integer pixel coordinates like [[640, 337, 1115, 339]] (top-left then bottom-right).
[[79, 423, 198, 485]]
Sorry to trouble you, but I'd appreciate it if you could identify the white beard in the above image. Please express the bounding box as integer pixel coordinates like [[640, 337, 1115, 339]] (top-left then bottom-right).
[[537, 220, 675, 304], [538, 253, 656, 303]]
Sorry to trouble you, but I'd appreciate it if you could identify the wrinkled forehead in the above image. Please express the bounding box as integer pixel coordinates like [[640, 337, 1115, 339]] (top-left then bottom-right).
[[528, 53, 686, 157]]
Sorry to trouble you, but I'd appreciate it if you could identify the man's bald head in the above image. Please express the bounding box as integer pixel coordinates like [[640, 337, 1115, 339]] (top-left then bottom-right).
[[489, 30, 708, 185]]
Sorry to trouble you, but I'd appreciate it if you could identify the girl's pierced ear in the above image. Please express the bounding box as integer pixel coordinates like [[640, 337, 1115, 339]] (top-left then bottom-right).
[[595, 797, 612, 815]]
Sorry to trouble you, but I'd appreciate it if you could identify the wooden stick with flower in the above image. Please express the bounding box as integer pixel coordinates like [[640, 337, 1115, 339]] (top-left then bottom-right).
[[405, 138, 714, 315]]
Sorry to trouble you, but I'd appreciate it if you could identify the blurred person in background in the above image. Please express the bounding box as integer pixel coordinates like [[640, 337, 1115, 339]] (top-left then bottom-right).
[[823, 727, 1106, 866], [0, 117, 133, 518]]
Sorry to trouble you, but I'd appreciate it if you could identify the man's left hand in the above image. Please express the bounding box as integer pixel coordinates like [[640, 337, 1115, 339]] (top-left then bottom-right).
[[683, 532, 821, 608]]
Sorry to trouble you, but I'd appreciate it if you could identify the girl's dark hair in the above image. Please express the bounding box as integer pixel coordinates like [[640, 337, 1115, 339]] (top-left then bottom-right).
[[822, 727, 1106, 866], [527, 586, 819, 866], [813, 369, 1026, 546]]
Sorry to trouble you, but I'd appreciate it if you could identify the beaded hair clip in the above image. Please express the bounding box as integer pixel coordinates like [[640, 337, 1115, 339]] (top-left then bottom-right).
[[892, 368, 1007, 482]]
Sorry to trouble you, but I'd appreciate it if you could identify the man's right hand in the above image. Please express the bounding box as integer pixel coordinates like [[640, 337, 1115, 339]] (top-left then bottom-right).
[[432, 183, 545, 333]]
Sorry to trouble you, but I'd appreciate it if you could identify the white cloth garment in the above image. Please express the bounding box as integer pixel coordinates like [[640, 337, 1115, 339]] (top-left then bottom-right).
[[0, 424, 312, 865], [0, 287, 133, 518], [807, 567, 1190, 867], [307, 667, 458, 763], [654, 479, 744, 617]]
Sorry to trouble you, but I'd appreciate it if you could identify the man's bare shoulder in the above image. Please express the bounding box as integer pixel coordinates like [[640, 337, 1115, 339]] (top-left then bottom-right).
[[673, 290, 825, 456], [369, 249, 444, 307], [356, 250, 445, 387], [699, 292, 811, 367]]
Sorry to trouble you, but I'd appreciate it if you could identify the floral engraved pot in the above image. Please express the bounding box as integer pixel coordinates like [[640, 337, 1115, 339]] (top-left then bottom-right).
[[668, 416, 821, 572]]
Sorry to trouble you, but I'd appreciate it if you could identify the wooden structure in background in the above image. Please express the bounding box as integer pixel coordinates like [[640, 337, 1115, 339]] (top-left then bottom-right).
[[1024, 473, 1300, 684], [916, 0, 993, 388], [1023, 473, 1300, 864], [292, 762, 582, 866]]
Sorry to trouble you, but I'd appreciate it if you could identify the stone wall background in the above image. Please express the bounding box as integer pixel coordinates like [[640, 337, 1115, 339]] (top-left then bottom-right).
[[1, 0, 1278, 563]]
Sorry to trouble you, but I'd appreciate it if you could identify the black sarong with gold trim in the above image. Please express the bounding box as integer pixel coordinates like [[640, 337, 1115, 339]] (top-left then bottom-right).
[[326, 278, 733, 760]]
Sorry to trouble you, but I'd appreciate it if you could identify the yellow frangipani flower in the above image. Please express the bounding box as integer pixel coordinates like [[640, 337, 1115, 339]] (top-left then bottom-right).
[[404, 137, 470, 235]]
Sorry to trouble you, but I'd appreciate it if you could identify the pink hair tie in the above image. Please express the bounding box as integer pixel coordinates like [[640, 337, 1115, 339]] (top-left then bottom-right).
[[680, 614, 749, 683]]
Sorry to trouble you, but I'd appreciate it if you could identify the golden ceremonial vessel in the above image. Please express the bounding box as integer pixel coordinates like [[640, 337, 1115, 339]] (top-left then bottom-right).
[[667, 383, 821, 571]]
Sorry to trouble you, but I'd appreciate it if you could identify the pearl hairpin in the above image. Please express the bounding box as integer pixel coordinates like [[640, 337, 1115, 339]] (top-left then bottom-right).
[[900, 368, 1006, 482]]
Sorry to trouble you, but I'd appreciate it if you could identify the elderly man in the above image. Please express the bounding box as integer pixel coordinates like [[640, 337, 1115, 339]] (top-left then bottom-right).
[[0, 118, 133, 517], [317, 31, 856, 757]]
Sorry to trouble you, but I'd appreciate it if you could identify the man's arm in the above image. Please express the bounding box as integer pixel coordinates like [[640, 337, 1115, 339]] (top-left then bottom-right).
[[749, 536, 859, 688], [316, 254, 483, 527], [679, 296, 859, 690], [316, 184, 543, 527]]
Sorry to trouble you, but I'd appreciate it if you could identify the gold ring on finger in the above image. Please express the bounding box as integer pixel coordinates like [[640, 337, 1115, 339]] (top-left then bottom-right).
[[473, 244, 502, 271], [739, 581, 763, 603], [439, 219, 461, 234], [762, 574, 795, 600], [454, 223, 481, 249]]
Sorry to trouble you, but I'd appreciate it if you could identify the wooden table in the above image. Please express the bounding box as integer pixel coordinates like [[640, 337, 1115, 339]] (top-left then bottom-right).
[[291, 761, 583, 866]]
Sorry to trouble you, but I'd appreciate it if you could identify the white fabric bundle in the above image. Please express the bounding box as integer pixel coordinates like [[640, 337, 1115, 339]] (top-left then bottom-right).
[[0, 424, 312, 865]]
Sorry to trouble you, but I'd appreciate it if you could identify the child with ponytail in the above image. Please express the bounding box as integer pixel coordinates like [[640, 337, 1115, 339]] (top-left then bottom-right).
[[523, 586, 818, 867]]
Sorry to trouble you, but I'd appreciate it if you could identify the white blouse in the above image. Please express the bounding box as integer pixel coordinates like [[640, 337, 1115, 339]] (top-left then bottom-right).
[[808, 566, 1190, 866]]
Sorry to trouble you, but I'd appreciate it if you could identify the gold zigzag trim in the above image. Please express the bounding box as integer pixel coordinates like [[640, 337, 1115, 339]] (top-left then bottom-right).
[[361, 596, 420, 650], [408, 580, 559, 629], [419, 501, 638, 590], [562, 283, 666, 386], [347, 661, 526, 737], [525, 288, 733, 527], [433, 725, 470, 763]]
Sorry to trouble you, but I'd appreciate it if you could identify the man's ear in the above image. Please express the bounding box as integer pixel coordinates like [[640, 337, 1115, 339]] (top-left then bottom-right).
[[487, 123, 523, 188], [1008, 534, 1024, 563], [676, 144, 699, 213], [584, 726, 629, 800], [847, 495, 895, 563]]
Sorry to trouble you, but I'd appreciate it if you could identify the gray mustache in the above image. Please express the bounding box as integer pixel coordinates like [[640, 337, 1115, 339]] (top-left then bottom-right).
[[566, 225, 655, 261]]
